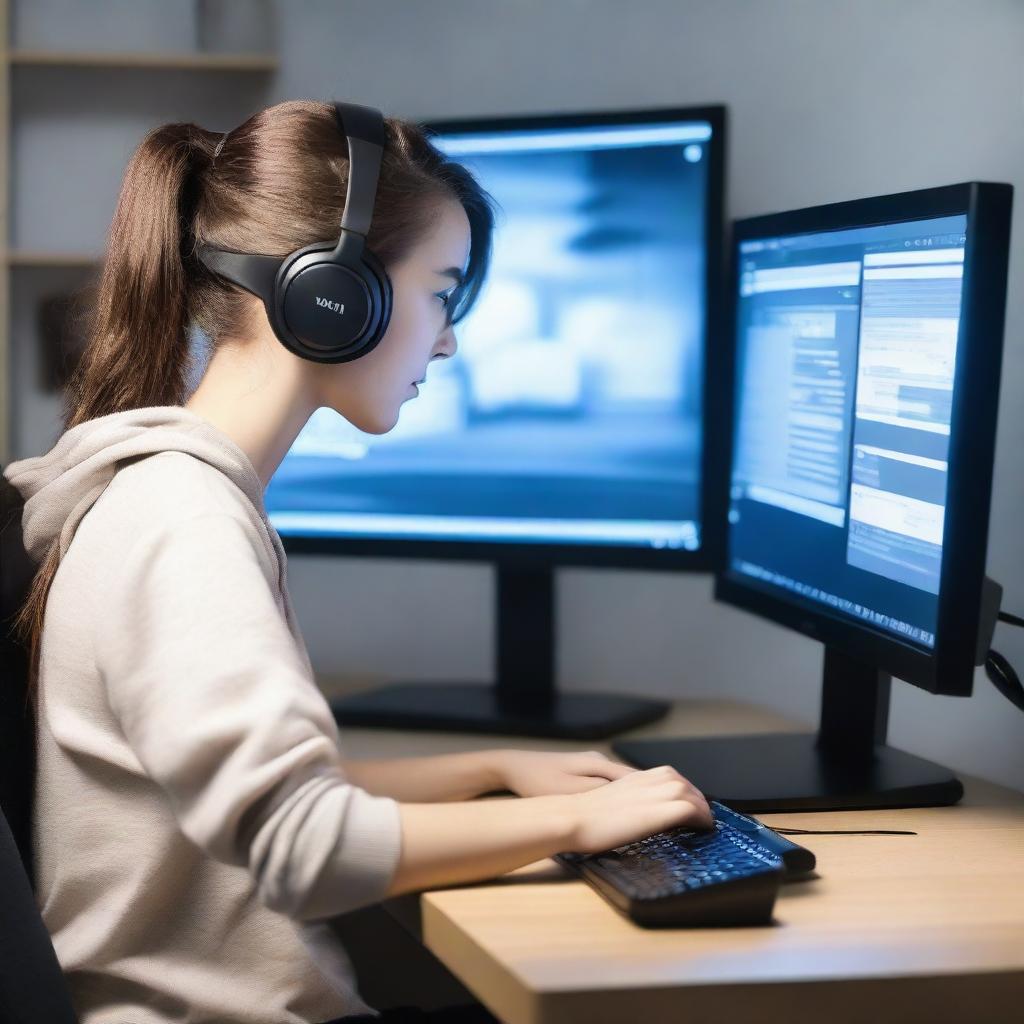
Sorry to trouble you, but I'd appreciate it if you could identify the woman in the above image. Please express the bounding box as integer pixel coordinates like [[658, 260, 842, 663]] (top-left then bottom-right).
[[5, 99, 711, 1024]]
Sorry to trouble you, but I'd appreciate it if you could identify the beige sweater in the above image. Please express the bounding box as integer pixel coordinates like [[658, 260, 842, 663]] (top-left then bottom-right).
[[4, 406, 403, 1024]]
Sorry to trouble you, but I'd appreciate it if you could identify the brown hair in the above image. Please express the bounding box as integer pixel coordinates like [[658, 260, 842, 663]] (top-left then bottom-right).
[[13, 99, 493, 697]]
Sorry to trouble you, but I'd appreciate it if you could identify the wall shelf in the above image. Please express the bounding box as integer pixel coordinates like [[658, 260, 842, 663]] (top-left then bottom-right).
[[1, 1, 280, 462], [7, 251, 101, 268], [9, 50, 279, 72]]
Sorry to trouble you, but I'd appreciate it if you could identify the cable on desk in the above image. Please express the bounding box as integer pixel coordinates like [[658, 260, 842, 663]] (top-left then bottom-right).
[[772, 827, 918, 836]]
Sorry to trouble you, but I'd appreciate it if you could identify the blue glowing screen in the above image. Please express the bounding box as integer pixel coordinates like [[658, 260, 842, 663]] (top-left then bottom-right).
[[266, 118, 714, 550]]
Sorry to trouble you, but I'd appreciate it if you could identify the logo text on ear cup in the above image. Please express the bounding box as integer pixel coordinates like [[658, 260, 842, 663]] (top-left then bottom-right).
[[315, 296, 345, 314]]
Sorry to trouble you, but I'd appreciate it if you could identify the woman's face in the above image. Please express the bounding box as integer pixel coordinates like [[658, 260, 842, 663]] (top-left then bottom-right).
[[314, 197, 472, 434]]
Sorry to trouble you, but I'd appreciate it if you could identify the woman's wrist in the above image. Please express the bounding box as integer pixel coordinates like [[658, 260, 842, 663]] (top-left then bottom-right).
[[475, 748, 512, 796], [467, 756, 580, 851], [535, 793, 578, 853]]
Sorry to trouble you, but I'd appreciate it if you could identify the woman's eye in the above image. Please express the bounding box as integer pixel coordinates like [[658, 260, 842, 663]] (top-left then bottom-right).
[[435, 290, 453, 308]]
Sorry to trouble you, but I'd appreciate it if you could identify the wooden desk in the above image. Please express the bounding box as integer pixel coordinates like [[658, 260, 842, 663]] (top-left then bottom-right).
[[330, 691, 1024, 1024]]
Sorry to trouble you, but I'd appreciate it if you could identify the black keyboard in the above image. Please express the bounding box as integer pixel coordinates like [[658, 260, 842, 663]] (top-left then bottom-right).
[[555, 800, 816, 928]]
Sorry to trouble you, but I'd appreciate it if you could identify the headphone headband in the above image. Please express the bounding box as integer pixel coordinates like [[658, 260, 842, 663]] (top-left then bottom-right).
[[333, 102, 385, 239]]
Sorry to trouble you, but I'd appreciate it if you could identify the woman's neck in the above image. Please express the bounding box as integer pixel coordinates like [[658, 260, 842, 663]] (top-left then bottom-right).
[[184, 333, 316, 490]]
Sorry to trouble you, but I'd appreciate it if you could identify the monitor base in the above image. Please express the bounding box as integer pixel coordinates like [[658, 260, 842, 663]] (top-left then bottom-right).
[[612, 732, 964, 812], [331, 683, 671, 740]]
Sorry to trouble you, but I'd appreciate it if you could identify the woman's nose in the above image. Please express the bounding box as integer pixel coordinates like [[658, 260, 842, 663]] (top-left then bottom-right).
[[435, 325, 458, 360]]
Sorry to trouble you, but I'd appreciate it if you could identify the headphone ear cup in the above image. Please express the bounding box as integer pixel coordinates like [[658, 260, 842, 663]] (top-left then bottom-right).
[[270, 236, 393, 364], [278, 252, 374, 360]]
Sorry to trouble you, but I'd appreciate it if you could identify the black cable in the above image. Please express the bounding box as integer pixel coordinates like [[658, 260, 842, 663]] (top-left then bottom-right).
[[773, 827, 917, 836], [981, 608, 1024, 713], [985, 607, 1024, 711], [986, 648, 1024, 713]]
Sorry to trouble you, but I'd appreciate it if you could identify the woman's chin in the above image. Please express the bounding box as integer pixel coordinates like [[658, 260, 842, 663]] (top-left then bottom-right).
[[350, 408, 400, 435]]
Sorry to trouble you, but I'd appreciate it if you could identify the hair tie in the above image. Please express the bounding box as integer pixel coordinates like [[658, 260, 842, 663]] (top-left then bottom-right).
[[212, 131, 229, 162]]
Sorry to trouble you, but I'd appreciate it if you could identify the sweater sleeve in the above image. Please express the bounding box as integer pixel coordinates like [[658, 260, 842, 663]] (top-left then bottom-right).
[[93, 511, 402, 921]]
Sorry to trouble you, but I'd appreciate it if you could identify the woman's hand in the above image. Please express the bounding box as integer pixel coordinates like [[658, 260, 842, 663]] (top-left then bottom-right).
[[492, 748, 639, 798], [387, 761, 716, 897], [389, 762, 715, 896], [559, 764, 714, 854]]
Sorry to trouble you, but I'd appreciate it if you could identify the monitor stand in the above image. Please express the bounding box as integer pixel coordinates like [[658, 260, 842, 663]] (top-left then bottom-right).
[[330, 564, 670, 740], [612, 646, 964, 811]]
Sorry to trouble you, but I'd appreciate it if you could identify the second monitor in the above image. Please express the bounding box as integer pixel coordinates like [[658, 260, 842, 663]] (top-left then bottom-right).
[[617, 181, 1013, 809]]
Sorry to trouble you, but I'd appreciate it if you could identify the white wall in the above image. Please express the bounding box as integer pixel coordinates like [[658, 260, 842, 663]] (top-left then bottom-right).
[[273, 0, 1024, 791]]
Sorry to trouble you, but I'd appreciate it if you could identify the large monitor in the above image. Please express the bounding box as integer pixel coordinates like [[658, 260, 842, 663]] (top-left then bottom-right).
[[616, 182, 1013, 808], [269, 106, 726, 737]]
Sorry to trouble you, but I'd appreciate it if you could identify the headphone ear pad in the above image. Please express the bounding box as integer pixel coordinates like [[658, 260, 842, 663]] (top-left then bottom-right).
[[358, 248, 394, 352]]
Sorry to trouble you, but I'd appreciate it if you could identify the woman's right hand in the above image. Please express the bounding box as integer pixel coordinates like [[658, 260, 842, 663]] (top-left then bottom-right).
[[388, 764, 715, 898], [558, 765, 714, 854]]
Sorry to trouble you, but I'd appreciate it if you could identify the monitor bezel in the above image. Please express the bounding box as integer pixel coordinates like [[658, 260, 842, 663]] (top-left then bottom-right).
[[281, 104, 727, 573], [713, 181, 1013, 696]]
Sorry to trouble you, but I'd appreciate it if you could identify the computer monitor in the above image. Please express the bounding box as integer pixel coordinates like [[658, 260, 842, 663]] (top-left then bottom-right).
[[615, 182, 1013, 808], [269, 106, 726, 738]]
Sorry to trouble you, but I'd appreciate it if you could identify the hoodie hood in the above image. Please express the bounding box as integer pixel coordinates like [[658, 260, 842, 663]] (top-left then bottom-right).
[[4, 406, 266, 564]]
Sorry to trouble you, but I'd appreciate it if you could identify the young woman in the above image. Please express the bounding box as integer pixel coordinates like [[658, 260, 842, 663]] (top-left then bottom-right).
[[6, 99, 711, 1024]]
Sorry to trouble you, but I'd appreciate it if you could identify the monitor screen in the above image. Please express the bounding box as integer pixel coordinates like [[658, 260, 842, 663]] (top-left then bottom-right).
[[265, 113, 717, 553], [726, 213, 969, 649]]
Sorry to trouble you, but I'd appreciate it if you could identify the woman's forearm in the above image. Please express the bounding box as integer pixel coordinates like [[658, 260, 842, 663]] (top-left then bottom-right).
[[387, 795, 572, 896], [342, 751, 505, 803]]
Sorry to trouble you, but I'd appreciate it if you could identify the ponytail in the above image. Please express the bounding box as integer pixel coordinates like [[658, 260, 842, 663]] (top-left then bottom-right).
[[14, 123, 218, 697], [65, 122, 216, 429]]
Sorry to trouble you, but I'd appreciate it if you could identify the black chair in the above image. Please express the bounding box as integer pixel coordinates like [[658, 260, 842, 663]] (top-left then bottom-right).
[[0, 466, 78, 1023], [1, 467, 37, 884], [0, 803, 78, 1024]]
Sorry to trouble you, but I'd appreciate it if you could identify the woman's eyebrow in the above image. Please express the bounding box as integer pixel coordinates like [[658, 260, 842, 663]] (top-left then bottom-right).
[[436, 267, 465, 284]]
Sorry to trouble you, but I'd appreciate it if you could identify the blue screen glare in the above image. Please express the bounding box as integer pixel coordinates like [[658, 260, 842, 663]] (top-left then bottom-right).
[[266, 119, 713, 551]]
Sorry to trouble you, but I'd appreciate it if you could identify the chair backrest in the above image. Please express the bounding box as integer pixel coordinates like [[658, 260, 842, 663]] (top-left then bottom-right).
[[0, 468, 78, 1022], [0, 467, 38, 884], [0, 802, 78, 1023]]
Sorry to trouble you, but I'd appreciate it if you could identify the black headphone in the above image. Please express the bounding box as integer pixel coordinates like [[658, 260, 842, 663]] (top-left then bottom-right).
[[196, 101, 393, 364]]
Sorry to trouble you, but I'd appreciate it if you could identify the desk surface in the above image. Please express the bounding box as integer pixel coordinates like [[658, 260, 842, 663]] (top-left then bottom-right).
[[330, 688, 1024, 1024]]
